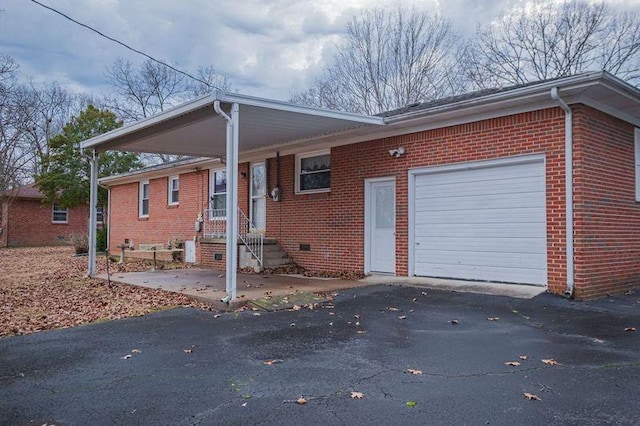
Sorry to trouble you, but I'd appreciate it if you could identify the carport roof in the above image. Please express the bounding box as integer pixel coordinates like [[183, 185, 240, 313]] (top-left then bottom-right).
[[80, 91, 385, 157]]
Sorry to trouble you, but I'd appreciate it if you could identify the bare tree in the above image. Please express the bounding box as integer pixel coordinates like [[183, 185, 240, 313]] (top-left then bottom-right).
[[187, 65, 233, 97], [105, 59, 232, 163], [290, 8, 463, 114], [463, 0, 640, 89]]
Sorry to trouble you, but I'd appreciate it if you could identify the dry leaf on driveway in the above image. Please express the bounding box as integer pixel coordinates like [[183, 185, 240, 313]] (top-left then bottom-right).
[[350, 391, 364, 399], [487, 317, 500, 321], [505, 361, 521, 366], [406, 369, 423, 375], [519, 355, 528, 360], [120, 354, 132, 360], [541, 359, 559, 366], [263, 359, 284, 365], [183, 349, 192, 354], [624, 327, 636, 332], [296, 397, 307, 405], [524, 392, 542, 401], [398, 315, 407, 320], [451, 319, 459, 325]]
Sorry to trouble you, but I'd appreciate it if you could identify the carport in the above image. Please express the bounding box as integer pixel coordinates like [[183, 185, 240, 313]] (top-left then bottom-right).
[[80, 91, 384, 300]]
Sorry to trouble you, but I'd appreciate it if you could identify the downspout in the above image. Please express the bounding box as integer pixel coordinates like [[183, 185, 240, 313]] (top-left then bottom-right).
[[550, 88, 574, 298], [87, 149, 99, 276], [213, 100, 236, 303]]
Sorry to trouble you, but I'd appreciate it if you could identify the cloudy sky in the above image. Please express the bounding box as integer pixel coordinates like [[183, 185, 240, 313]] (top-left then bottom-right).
[[1, 0, 639, 101]]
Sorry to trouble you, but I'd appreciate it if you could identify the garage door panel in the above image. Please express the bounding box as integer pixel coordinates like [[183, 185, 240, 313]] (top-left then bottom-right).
[[415, 249, 547, 268], [415, 207, 546, 224], [412, 158, 547, 286], [415, 162, 543, 187], [414, 192, 544, 211], [416, 176, 544, 199], [413, 261, 547, 285], [415, 223, 544, 238], [415, 236, 547, 254]]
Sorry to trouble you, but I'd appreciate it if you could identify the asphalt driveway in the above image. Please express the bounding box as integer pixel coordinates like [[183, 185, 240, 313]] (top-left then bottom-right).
[[1, 285, 639, 425]]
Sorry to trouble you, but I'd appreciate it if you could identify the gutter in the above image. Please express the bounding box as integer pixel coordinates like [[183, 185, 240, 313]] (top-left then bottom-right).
[[550, 87, 574, 298]]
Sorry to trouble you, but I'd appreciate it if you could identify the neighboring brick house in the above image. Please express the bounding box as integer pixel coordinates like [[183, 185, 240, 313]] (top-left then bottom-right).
[[0, 184, 91, 247], [91, 72, 640, 300]]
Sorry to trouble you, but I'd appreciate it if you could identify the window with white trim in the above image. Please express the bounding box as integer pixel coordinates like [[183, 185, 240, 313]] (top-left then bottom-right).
[[52, 204, 68, 223], [168, 175, 179, 205], [295, 150, 331, 194], [636, 128, 640, 201], [96, 206, 104, 224], [139, 180, 150, 217], [209, 169, 226, 219]]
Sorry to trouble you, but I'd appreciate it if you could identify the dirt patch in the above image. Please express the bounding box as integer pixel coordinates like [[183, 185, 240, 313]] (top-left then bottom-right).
[[0, 247, 211, 338]]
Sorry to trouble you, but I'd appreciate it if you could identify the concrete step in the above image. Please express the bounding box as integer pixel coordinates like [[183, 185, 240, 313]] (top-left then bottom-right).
[[263, 257, 295, 267]]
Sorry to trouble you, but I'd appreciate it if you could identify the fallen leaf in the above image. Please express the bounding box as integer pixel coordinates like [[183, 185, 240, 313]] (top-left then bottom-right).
[[296, 397, 307, 405], [120, 354, 132, 360], [357, 330, 367, 334], [406, 369, 423, 375], [624, 327, 636, 332], [183, 349, 192, 354], [213, 314, 221, 318], [451, 319, 459, 325], [252, 312, 261, 316], [421, 291, 428, 295], [487, 317, 500, 321], [524, 392, 541, 401], [263, 359, 284, 365], [388, 307, 400, 312], [329, 322, 334, 326], [289, 323, 296, 327], [541, 359, 558, 366], [292, 305, 302, 311], [399, 315, 407, 320], [505, 361, 521, 366], [131, 349, 142, 353], [406, 400, 417, 408], [355, 321, 361, 326], [350, 391, 364, 399], [241, 402, 247, 407], [412, 298, 418, 302], [354, 315, 360, 319], [519, 355, 528, 360]]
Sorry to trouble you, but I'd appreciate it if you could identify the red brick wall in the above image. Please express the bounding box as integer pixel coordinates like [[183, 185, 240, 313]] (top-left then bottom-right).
[[573, 105, 640, 299], [2, 199, 88, 247], [267, 108, 567, 294], [108, 170, 208, 262], [1, 201, 8, 247]]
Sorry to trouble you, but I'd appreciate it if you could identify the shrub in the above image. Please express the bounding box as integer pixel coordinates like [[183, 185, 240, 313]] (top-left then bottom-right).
[[68, 233, 88, 255]]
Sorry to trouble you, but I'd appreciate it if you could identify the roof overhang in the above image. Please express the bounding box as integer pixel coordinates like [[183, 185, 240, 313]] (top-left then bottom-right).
[[99, 157, 221, 187], [383, 72, 640, 135], [81, 91, 385, 157]]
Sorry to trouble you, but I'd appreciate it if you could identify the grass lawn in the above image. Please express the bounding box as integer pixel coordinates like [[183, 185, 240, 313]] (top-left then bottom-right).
[[0, 246, 210, 337]]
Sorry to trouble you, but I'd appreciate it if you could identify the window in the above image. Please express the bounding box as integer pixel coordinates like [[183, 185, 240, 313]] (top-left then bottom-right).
[[139, 180, 150, 217], [636, 128, 640, 201], [209, 169, 226, 219], [168, 175, 179, 205], [96, 206, 104, 224], [296, 150, 331, 194], [52, 204, 68, 223]]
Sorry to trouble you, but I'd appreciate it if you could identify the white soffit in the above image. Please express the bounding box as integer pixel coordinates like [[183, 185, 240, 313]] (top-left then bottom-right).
[[80, 91, 385, 157]]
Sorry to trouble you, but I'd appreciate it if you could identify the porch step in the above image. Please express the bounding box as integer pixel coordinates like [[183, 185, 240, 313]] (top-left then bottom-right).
[[262, 241, 295, 269]]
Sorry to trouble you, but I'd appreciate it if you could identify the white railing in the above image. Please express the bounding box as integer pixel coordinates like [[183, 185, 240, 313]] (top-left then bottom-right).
[[203, 208, 264, 268]]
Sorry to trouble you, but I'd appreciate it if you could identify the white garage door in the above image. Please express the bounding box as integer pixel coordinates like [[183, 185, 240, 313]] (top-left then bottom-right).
[[412, 157, 547, 286]]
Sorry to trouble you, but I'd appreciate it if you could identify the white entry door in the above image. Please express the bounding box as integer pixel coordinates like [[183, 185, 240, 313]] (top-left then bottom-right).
[[250, 162, 266, 232], [367, 179, 396, 274]]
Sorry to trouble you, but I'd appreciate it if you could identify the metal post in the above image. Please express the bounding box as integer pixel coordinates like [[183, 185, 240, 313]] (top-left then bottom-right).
[[87, 150, 98, 276], [229, 103, 239, 300]]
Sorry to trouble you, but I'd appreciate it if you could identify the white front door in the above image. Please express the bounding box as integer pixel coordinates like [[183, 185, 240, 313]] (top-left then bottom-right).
[[250, 162, 266, 232], [367, 179, 396, 274]]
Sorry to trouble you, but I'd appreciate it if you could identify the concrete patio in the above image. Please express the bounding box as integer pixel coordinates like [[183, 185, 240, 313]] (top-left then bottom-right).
[[96, 268, 547, 306]]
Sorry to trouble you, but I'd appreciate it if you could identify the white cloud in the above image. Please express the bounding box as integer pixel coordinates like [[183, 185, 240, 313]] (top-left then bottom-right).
[[1, 0, 639, 101]]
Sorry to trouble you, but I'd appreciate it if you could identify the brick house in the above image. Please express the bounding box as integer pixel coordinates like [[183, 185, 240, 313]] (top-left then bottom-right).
[[0, 184, 91, 247], [87, 72, 640, 300]]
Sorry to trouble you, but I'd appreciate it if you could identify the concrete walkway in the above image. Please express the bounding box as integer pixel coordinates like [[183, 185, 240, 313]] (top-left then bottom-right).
[[97, 268, 546, 305]]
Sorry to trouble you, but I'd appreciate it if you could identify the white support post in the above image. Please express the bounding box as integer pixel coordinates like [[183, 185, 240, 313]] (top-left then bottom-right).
[[87, 150, 98, 276], [229, 103, 239, 300]]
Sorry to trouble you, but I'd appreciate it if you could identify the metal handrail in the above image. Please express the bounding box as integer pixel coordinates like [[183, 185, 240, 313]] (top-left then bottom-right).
[[203, 208, 263, 268]]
